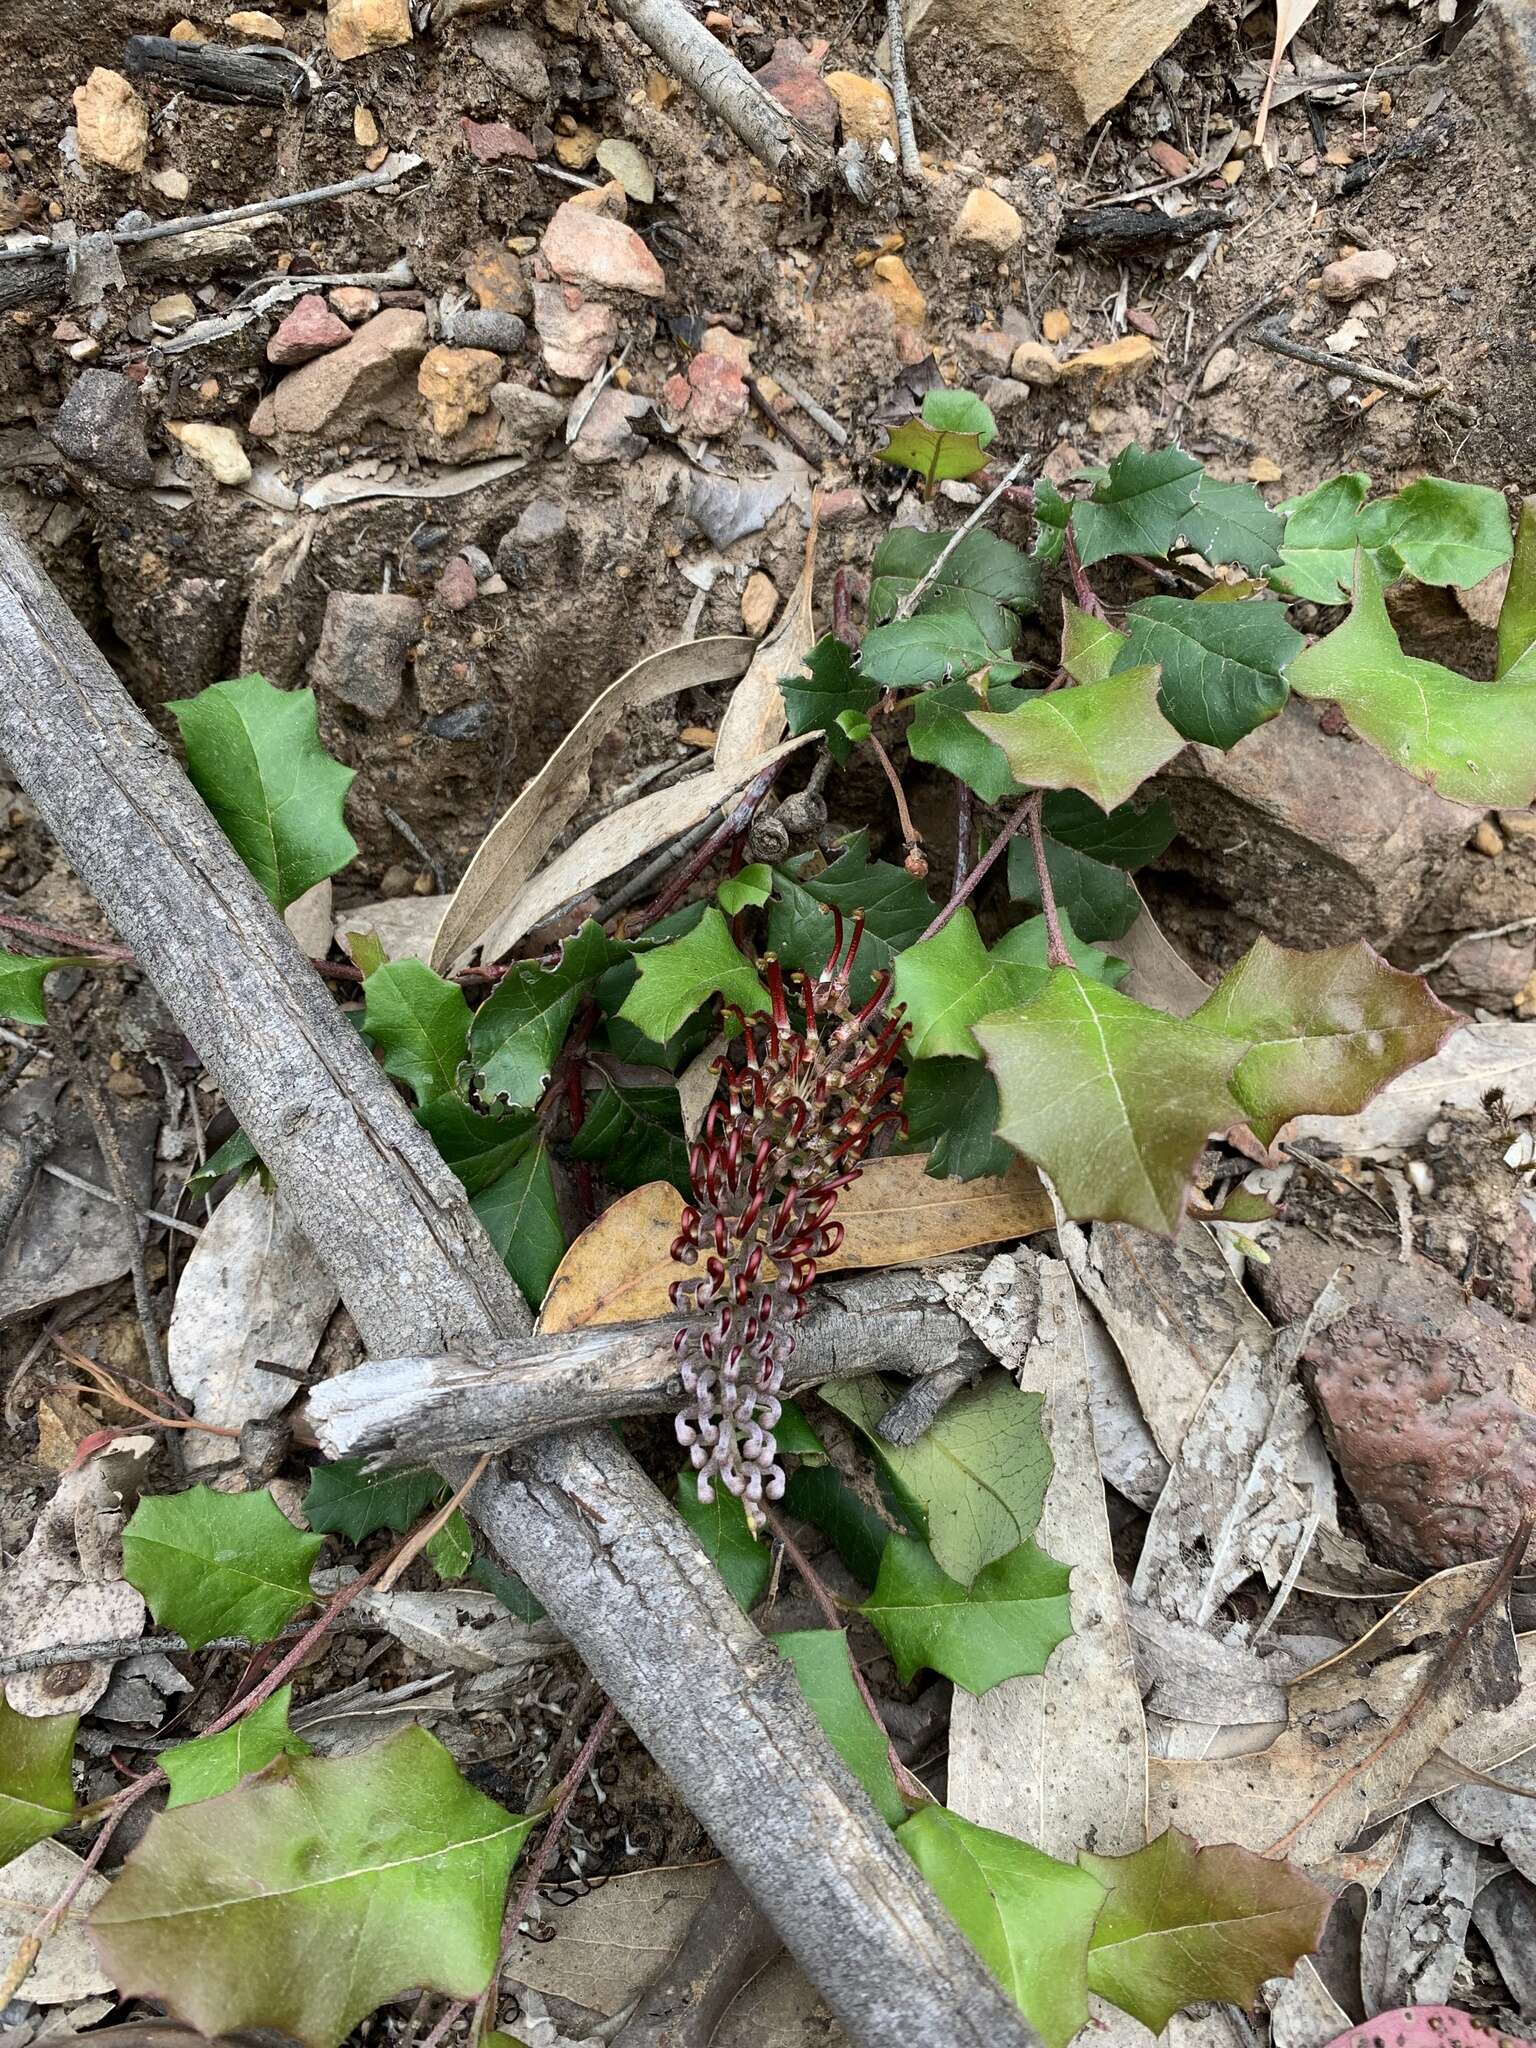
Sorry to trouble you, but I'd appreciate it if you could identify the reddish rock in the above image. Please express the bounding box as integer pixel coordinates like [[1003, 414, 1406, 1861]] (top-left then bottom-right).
[[532, 281, 616, 381], [817, 487, 867, 524], [540, 200, 666, 299], [328, 286, 379, 324], [664, 351, 748, 438], [268, 293, 352, 366], [752, 38, 838, 143], [1257, 1230, 1536, 1572], [459, 116, 537, 163], [436, 556, 479, 611], [254, 307, 428, 436]]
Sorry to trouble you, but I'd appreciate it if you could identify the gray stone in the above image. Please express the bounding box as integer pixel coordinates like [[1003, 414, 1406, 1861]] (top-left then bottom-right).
[[424, 702, 495, 741], [1158, 697, 1473, 948], [467, 23, 549, 99], [514, 497, 567, 546], [48, 369, 152, 488], [310, 592, 422, 717], [569, 386, 649, 466], [439, 307, 527, 355], [490, 378, 569, 450]]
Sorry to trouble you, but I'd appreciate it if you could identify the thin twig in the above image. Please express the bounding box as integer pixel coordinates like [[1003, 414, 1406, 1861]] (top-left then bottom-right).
[[771, 368, 849, 446], [894, 455, 1031, 621], [39, 1159, 202, 1239], [916, 793, 1035, 944], [954, 784, 974, 887], [0, 1622, 315, 1677], [628, 762, 782, 935], [1061, 523, 1109, 620], [114, 156, 425, 251], [866, 732, 924, 869], [1418, 915, 1536, 976], [1250, 316, 1475, 423], [378, 1452, 491, 1591], [746, 375, 822, 471], [886, 1, 923, 180]]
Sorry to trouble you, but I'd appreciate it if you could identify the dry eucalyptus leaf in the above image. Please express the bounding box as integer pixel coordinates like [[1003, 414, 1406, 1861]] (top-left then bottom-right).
[[168, 1176, 338, 1471], [1290, 1020, 1536, 1151], [1101, 889, 1211, 1017], [948, 1254, 1149, 1858], [1265, 1958, 1353, 2048], [0, 1461, 147, 1717], [1359, 1805, 1479, 2014], [0, 1083, 157, 1325], [340, 1585, 564, 1675], [334, 895, 451, 967], [1148, 1560, 1520, 1879], [712, 496, 821, 777], [500, 1864, 716, 2018], [283, 878, 333, 959], [430, 635, 755, 971], [537, 1158, 1053, 1334], [0, 1843, 113, 2003], [1254, 0, 1324, 142]]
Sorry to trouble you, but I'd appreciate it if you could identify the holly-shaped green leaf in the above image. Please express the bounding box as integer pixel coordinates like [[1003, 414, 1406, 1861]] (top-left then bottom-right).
[[1357, 477, 1511, 589], [91, 1727, 533, 2048], [417, 1096, 537, 1196], [1061, 604, 1127, 685], [780, 635, 877, 764], [1079, 1829, 1332, 2033], [893, 910, 1047, 1061], [569, 1081, 690, 1194], [821, 1374, 1052, 1587], [870, 528, 1040, 648], [1288, 551, 1536, 807], [908, 680, 1032, 803], [1070, 446, 1203, 570], [977, 973, 1248, 1233], [992, 911, 1127, 985], [123, 1486, 323, 1651], [674, 1473, 769, 1611], [878, 389, 996, 489], [899, 1806, 1107, 2048], [716, 863, 774, 916], [425, 1510, 473, 1582], [862, 1535, 1072, 1693], [1008, 790, 1175, 943], [163, 1685, 312, 1810], [902, 1057, 1014, 1181], [859, 609, 1000, 690], [970, 669, 1185, 812], [1191, 935, 1458, 1144], [1269, 473, 1372, 601], [1032, 477, 1070, 564], [618, 906, 768, 1043], [0, 1698, 76, 1867], [361, 959, 470, 1107], [471, 920, 626, 1110], [768, 833, 934, 1006], [0, 951, 95, 1027], [1183, 476, 1285, 574], [303, 1461, 442, 1543], [1114, 596, 1302, 749], [776, 1629, 906, 1826], [171, 674, 357, 911], [1497, 495, 1536, 677], [187, 1126, 262, 1200], [472, 1138, 564, 1309]]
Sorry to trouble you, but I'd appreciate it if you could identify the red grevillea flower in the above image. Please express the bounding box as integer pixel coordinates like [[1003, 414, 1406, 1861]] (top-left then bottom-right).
[[669, 912, 907, 1518]]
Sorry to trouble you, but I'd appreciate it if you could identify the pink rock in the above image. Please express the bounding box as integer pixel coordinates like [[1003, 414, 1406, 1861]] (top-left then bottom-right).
[[268, 292, 353, 366], [1323, 2012, 1517, 2048], [532, 281, 617, 381], [436, 555, 479, 611], [752, 39, 838, 143], [257, 307, 428, 436], [817, 487, 867, 524], [459, 116, 537, 163], [667, 351, 748, 438], [540, 200, 666, 299]]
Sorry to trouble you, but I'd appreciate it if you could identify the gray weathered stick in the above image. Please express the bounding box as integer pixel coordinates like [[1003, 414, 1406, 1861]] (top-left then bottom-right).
[[0, 515, 1034, 2048], [307, 1265, 988, 1463]]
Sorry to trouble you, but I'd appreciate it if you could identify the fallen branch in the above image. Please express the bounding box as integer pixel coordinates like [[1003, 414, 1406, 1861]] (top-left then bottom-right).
[[0, 515, 1034, 2048], [123, 32, 312, 104], [307, 1265, 992, 1464], [886, 1, 922, 181], [1250, 315, 1475, 423], [605, 0, 838, 189]]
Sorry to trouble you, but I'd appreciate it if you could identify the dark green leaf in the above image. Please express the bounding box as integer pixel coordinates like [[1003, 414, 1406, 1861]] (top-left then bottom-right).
[[774, 1399, 824, 1458], [171, 674, 357, 911], [361, 960, 471, 1107], [569, 1082, 690, 1194], [901, 1058, 1014, 1181], [859, 609, 1000, 689], [472, 1139, 565, 1309], [471, 920, 626, 1110], [304, 1461, 442, 1543], [1116, 596, 1302, 749], [469, 1552, 546, 1623], [1044, 790, 1177, 870], [1008, 832, 1140, 943], [781, 1462, 898, 1587], [780, 635, 877, 764], [162, 1685, 311, 1810], [416, 1097, 537, 1197], [776, 1630, 906, 1826], [862, 1535, 1073, 1692], [187, 1127, 262, 1200], [1182, 476, 1284, 574], [1070, 446, 1203, 570], [870, 528, 1040, 648], [907, 680, 1032, 803], [1031, 477, 1070, 564], [123, 1486, 323, 1651], [674, 1473, 769, 1611], [768, 833, 935, 1006]]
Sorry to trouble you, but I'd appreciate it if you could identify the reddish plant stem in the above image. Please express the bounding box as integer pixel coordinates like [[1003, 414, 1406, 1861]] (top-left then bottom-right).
[[914, 792, 1034, 945], [865, 731, 923, 867], [1061, 524, 1109, 620], [954, 784, 974, 886], [627, 761, 782, 937], [1023, 794, 1073, 969]]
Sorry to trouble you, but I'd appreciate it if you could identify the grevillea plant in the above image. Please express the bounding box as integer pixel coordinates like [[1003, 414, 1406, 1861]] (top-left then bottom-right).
[[670, 914, 906, 1511]]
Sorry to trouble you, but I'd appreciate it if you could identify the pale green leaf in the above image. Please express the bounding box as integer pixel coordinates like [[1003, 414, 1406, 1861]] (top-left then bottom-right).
[[893, 909, 1047, 1060], [969, 668, 1185, 811], [776, 1629, 906, 1826], [717, 863, 774, 915], [163, 1686, 311, 1809], [1269, 473, 1371, 601], [1080, 1828, 1332, 2034], [618, 906, 768, 1043], [899, 1807, 1106, 2048], [0, 951, 90, 1027], [91, 1727, 533, 2048], [1357, 476, 1511, 588], [361, 960, 471, 1107], [861, 1535, 1073, 1693], [426, 1511, 473, 1582], [0, 1698, 76, 1867], [1116, 596, 1302, 749], [977, 973, 1248, 1233], [878, 390, 996, 489], [1061, 604, 1127, 685], [1498, 495, 1536, 677], [1288, 550, 1536, 807], [821, 1373, 1052, 1587], [171, 674, 357, 911], [471, 920, 626, 1109], [123, 1486, 323, 1652], [1191, 934, 1457, 1144], [674, 1474, 769, 1611]]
